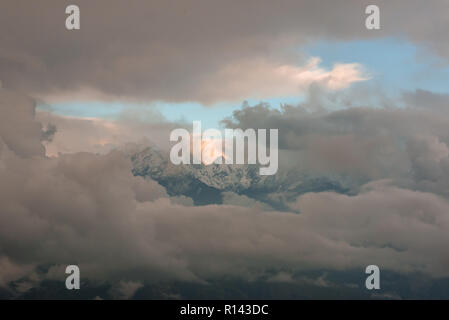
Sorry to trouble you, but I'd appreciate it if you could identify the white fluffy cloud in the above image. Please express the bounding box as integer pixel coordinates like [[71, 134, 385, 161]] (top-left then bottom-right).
[[189, 57, 368, 103]]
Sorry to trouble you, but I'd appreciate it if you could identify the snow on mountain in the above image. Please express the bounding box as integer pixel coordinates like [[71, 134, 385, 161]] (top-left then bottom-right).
[[131, 147, 350, 208]]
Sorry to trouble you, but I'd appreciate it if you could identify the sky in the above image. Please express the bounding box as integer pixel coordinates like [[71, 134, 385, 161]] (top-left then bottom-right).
[[36, 37, 449, 128], [2, 0, 449, 299]]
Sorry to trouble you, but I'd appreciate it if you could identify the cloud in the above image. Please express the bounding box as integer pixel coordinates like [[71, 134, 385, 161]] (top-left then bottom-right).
[[0, 89, 46, 157], [187, 57, 368, 103], [109, 281, 143, 299], [293, 184, 449, 277], [0, 257, 35, 290], [2, 88, 449, 298], [36, 109, 179, 156], [1, 0, 448, 103], [2, 1, 449, 298], [403, 89, 449, 115], [221, 191, 273, 210], [222, 98, 449, 189]]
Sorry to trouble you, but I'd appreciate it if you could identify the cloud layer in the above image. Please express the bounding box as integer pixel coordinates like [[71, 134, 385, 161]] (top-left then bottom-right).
[[1, 0, 449, 103], [1, 89, 449, 296], [2, 1, 449, 298]]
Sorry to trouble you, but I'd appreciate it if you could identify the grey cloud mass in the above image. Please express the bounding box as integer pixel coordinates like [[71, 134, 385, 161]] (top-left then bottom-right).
[[1, 1, 449, 299], [1, 88, 449, 297], [1, 0, 448, 103], [223, 95, 449, 196]]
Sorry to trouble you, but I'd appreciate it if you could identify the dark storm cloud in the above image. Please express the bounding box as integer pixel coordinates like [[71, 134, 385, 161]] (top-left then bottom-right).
[[0, 0, 448, 103]]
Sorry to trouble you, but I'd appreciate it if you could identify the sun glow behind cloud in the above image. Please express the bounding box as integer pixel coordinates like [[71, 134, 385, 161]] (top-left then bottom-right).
[[200, 138, 228, 165]]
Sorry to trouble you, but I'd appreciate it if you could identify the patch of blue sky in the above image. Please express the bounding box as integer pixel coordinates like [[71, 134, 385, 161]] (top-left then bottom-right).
[[305, 37, 449, 97], [37, 101, 127, 120], [148, 97, 304, 129], [37, 96, 305, 130], [40, 37, 449, 127], [152, 101, 235, 129]]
